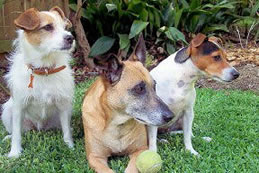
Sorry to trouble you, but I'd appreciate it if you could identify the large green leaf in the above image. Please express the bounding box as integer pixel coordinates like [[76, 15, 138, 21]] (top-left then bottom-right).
[[89, 36, 115, 57], [129, 20, 149, 39], [166, 27, 187, 44], [118, 34, 130, 50], [203, 24, 229, 33], [174, 9, 183, 28]]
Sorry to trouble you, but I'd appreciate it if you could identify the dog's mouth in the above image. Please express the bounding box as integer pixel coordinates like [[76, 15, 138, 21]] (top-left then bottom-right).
[[211, 76, 233, 83], [61, 44, 72, 51]]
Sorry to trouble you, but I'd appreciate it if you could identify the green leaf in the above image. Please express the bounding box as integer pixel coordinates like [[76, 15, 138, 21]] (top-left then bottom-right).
[[154, 10, 161, 28], [167, 27, 187, 44], [118, 34, 130, 50], [174, 9, 183, 28], [140, 9, 148, 21], [129, 20, 149, 39], [203, 24, 229, 33], [89, 36, 115, 57], [166, 43, 176, 55], [106, 3, 117, 12]]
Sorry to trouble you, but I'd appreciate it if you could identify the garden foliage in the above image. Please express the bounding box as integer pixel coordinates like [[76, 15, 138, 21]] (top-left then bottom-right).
[[69, 0, 258, 56]]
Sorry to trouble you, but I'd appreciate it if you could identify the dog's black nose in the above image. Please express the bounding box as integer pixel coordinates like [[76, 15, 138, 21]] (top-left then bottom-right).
[[65, 35, 74, 44], [231, 70, 240, 79]]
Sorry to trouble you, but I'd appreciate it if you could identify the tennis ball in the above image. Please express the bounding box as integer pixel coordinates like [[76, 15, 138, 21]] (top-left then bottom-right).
[[136, 150, 162, 173]]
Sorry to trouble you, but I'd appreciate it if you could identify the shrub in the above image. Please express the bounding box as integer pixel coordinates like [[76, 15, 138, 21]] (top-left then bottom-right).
[[69, 0, 258, 56]]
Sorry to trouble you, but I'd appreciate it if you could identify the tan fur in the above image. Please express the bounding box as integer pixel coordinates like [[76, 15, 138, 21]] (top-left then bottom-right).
[[82, 61, 151, 173], [24, 13, 55, 45], [14, 8, 40, 31], [17, 7, 71, 46]]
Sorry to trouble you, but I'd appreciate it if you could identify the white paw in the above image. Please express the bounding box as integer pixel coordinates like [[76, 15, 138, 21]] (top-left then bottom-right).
[[158, 138, 169, 143], [202, 136, 212, 142], [186, 148, 200, 156], [7, 149, 22, 158], [65, 139, 74, 148], [170, 130, 183, 135]]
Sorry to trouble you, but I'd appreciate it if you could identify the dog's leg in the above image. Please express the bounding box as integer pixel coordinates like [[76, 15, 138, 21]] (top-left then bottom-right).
[[147, 126, 158, 152], [183, 108, 199, 156], [8, 105, 23, 158], [59, 109, 74, 148], [2, 99, 13, 133], [125, 147, 147, 173], [88, 154, 114, 173]]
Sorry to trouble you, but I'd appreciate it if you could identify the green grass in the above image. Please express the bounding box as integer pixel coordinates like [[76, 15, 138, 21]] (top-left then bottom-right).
[[0, 79, 258, 173]]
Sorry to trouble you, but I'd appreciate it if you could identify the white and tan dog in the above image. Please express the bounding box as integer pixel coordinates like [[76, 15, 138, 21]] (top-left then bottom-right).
[[1, 7, 75, 158], [148, 33, 239, 155]]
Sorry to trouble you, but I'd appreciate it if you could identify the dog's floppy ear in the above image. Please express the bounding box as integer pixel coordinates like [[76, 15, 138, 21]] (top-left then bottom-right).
[[50, 6, 72, 29], [186, 33, 207, 57], [94, 54, 124, 85], [14, 8, 40, 31], [129, 33, 146, 65]]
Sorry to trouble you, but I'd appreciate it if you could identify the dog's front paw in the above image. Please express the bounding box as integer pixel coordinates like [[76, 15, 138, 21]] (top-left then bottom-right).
[[7, 149, 22, 158], [64, 139, 74, 148], [186, 148, 200, 156]]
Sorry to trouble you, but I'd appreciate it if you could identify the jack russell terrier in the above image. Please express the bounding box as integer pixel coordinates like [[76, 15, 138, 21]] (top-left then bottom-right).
[[2, 7, 75, 158], [148, 33, 240, 155], [82, 35, 174, 173]]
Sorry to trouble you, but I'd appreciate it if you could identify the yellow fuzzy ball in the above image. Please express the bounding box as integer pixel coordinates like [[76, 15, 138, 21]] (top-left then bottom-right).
[[136, 150, 162, 173]]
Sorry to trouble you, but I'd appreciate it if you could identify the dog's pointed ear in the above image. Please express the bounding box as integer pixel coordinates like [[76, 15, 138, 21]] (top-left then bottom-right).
[[14, 8, 40, 31], [94, 54, 124, 85], [50, 6, 65, 19], [186, 33, 207, 57], [50, 6, 72, 29], [191, 33, 207, 48], [208, 36, 223, 48], [129, 33, 146, 65]]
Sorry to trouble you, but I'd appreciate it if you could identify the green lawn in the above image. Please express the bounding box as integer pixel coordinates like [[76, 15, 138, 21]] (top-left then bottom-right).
[[0, 79, 258, 173]]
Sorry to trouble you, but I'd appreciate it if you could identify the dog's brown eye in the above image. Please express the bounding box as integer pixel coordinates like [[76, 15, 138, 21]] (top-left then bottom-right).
[[42, 24, 54, 31], [132, 81, 146, 95], [213, 55, 221, 61]]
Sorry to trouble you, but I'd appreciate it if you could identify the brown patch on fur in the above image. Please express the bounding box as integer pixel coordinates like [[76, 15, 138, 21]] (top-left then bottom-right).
[[24, 13, 55, 45], [14, 8, 40, 31], [188, 33, 231, 77], [191, 47, 230, 76]]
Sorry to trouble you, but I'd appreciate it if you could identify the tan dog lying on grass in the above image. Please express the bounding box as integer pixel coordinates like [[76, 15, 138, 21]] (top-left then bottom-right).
[[82, 35, 174, 173]]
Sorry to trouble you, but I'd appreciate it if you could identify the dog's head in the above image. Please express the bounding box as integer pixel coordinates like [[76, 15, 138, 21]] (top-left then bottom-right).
[[177, 33, 239, 82], [14, 7, 74, 53], [94, 35, 174, 126]]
